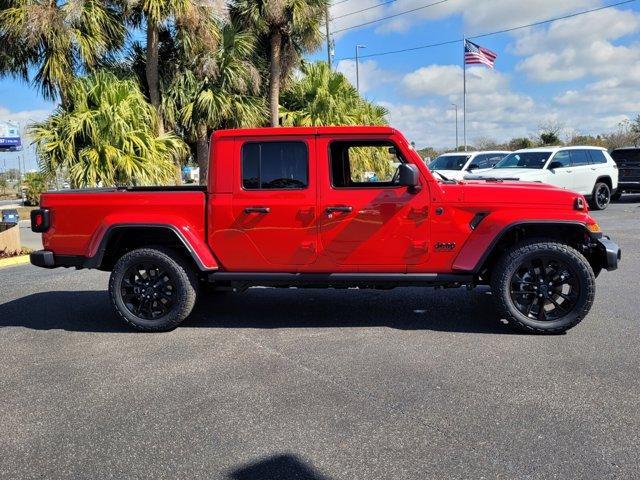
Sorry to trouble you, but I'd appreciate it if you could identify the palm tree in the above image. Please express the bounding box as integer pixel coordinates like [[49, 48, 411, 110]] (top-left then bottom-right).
[[30, 71, 187, 188], [280, 61, 387, 126], [125, 0, 220, 134], [0, 0, 125, 106], [21, 172, 48, 206], [164, 22, 266, 181], [230, 0, 329, 127], [281, 61, 390, 180]]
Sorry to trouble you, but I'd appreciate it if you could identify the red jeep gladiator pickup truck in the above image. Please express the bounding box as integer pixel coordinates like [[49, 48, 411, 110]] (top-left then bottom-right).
[[30, 126, 620, 333]]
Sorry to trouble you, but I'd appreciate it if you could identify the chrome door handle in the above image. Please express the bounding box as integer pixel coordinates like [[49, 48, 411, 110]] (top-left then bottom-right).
[[244, 207, 270, 214], [325, 205, 353, 214], [566, 169, 572, 173]]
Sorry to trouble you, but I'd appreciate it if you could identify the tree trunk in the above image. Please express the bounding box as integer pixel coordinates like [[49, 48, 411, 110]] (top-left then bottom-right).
[[146, 22, 164, 135], [268, 31, 282, 127], [196, 124, 209, 185]]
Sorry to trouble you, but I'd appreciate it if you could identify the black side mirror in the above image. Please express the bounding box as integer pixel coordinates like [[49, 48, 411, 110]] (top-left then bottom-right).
[[548, 161, 563, 170], [467, 163, 479, 171], [398, 164, 421, 193]]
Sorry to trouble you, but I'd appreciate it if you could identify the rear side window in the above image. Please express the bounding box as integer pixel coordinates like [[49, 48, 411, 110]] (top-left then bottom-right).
[[242, 141, 308, 190], [569, 149, 591, 166], [588, 150, 607, 164]]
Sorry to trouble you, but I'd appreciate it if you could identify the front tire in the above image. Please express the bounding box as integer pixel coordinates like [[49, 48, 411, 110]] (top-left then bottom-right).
[[591, 182, 611, 210], [109, 247, 198, 332], [491, 240, 595, 334]]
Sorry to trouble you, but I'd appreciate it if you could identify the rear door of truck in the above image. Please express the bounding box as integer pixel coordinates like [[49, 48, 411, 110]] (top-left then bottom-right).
[[229, 135, 318, 270]]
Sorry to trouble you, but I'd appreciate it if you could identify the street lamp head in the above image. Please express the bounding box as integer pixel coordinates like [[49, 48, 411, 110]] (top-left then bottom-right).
[[356, 44, 366, 49]]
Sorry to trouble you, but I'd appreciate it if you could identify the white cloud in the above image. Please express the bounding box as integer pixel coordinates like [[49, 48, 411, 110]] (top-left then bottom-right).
[[0, 107, 51, 126], [335, 59, 397, 93], [401, 65, 461, 97], [385, 65, 542, 148], [330, 0, 600, 37], [401, 65, 509, 98], [514, 8, 640, 82]]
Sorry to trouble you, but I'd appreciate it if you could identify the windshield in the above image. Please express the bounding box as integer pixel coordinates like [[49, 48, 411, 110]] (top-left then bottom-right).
[[494, 152, 551, 169], [429, 155, 470, 171]]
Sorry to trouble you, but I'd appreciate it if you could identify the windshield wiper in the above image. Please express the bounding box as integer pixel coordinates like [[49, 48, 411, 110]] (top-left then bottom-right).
[[432, 171, 453, 182]]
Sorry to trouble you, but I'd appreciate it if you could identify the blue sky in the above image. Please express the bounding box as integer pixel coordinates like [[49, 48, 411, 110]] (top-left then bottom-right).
[[2, 0, 640, 172]]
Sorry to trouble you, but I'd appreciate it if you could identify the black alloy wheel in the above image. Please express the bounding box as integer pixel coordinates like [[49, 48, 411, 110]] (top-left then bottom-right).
[[121, 262, 177, 320], [509, 256, 579, 322], [592, 182, 611, 210], [109, 247, 198, 331], [491, 240, 595, 334]]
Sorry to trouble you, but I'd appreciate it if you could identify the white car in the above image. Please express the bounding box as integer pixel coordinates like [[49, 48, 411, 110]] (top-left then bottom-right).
[[428, 151, 510, 181], [466, 146, 619, 210]]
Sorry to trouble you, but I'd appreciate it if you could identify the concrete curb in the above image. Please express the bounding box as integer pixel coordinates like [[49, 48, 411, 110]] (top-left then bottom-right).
[[0, 255, 30, 269]]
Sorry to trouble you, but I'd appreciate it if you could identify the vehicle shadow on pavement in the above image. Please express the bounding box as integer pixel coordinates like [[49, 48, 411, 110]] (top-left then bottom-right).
[[228, 453, 332, 480], [185, 287, 520, 335], [0, 291, 131, 333], [0, 288, 520, 334]]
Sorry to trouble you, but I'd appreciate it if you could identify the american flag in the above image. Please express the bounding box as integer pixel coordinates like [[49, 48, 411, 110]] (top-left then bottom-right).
[[464, 40, 497, 69]]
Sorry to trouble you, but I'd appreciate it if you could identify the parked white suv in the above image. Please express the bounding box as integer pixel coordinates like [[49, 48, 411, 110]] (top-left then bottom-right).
[[428, 151, 510, 181], [466, 146, 619, 210]]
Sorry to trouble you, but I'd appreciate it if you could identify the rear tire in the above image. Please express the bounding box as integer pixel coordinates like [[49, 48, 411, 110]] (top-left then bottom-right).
[[490, 239, 595, 334], [591, 182, 611, 210], [109, 247, 198, 332]]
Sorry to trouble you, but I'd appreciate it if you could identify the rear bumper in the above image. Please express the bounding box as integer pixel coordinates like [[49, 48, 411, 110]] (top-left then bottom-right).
[[595, 237, 621, 271], [30, 250, 85, 269]]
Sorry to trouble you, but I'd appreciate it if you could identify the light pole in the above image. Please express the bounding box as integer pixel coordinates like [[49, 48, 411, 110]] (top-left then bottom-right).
[[355, 44, 366, 92], [450, 103, 459, 151], [325, 4, 331, 68]]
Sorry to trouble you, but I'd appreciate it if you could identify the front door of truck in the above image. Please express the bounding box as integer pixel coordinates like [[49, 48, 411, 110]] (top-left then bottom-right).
[[315, 137, 430, 271], [230, 137, 318, 270]]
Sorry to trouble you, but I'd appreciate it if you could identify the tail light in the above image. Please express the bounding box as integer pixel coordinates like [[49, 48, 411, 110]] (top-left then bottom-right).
[[574, 196, 587, 211], [31, 209, 51, 233]]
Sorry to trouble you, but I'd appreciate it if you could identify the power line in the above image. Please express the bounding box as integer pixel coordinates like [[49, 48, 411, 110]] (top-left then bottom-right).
[[333, 0, 399, 20], [334, 0, 449, 34], [331, 0, 351, 5], [337, 0, 638, 60]]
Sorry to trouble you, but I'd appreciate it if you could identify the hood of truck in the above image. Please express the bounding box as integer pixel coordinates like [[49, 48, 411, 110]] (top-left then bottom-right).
[[448, 179, 582, 206]]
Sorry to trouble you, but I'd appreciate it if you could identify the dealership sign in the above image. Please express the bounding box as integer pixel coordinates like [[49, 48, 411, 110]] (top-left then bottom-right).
[[0, 121, 21, 151]]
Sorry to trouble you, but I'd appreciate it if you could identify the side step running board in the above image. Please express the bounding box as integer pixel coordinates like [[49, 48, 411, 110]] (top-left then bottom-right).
[[207, 272, 473, 285]]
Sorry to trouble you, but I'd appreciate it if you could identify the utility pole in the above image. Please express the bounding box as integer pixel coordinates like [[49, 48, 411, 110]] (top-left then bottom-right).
[[355, 44, 366, 92], [451, 103, 459, 150], [325, 4, 331, 68]]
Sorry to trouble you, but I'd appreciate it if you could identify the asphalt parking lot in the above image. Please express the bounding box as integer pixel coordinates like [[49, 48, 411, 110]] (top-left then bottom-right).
[[1, 196, 639, 479]]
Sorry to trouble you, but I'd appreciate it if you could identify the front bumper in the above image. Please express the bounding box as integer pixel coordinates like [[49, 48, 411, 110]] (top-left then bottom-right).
[[595, 237, 621, 271]]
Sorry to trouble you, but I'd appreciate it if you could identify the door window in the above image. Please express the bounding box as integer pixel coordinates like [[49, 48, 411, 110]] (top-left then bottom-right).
[[569, 149, 591, 166], [473, 154, 505, 169], [242, 141, 308, 190], [329, 141, 404, 188], [549, 150, 571, 168]]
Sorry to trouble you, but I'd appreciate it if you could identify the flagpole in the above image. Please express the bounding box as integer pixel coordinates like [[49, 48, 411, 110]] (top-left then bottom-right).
[[462, 35, 467, 152]]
